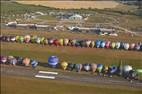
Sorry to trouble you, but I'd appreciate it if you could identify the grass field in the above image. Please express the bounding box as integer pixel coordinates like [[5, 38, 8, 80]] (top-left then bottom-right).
[[1, 75, 142, 94], [16, 1, 119, 9]]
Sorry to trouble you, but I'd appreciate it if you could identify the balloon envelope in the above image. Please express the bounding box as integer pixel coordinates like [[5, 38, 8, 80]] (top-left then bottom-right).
[[67, 63, 75, 71], [97, 64, 103, 73], [31, 60, 38, 68], [105, 41, 111, 48], [83, 64, 91, 71], [115, 42, 120, 49], [60, 61, 68, 70], [123, 65, 133, 73], [23, 58, 30, 66], [124, 43, 130, 50], [91, 64, 97, 72], [101, 41, 106, 48], [111, 42, 116, 49], [75, 64, 82, 72], [95, 40, 101, 48], [48, 56, 59, 67], [24, 35, 31, 43], [109, 65, 118, 74], [1, 56, 7, 63]]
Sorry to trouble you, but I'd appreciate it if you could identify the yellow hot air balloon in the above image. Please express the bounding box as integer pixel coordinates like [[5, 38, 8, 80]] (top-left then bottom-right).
[[60, 61, 68, 70]]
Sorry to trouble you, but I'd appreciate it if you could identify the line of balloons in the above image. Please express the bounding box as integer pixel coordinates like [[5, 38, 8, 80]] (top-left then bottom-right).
[[0, 55, 38, 68], [0, 35, 142, 51], [1, 55, 142, 81]]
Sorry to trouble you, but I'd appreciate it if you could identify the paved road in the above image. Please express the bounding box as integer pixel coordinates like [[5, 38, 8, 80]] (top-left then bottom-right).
[[1, 65, 142, 88]]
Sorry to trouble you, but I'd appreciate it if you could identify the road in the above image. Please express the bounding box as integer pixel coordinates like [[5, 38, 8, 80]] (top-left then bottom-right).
[[1, 65, 142, 88]]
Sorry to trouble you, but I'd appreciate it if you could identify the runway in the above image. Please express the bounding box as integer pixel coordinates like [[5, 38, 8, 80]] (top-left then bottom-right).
[[1, 65, 142, 88]]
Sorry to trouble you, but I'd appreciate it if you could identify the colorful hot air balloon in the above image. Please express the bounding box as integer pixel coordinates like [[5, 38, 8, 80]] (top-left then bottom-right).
[[60, 61, 68, 70], [97, 64, 103, 74], [109, 65, 118, 74], [22, 57, 30, 66], [24, 35, 31, 43], [122, 65, 133, 77], [100, 41, 106, 48], [31, 59, 38, 68], [95, 40, 101, 48], [48, 38, 54, 45], [64, 38, 69, 46], [36, 37, 41, 44], [75, 40, 81, 47], [53, 39, 60, 46], [102, 65, 109, 76], [115, 42, 121, 49], [8, 56, 14, 64], [111, 42, 116, 49], [19, 36, 24, 43], [16, 56, 23, 64], [83, 64, 91, 72], [15, 36, 20, 42], [91, 63, 97, 73], [31, 35, 37, 43], [40, 37, 45, 44], [1, 56, 7, 64], [67, 63, 75, 71], [48, 56, 59, 68], [105, 41, 111, 48], [43, 38, 48, 45], [124, 43, 130, 50], [75, 64, 82, 72]]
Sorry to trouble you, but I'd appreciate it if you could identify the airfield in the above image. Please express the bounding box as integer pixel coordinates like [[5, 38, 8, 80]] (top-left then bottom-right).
[[1, 1, 142, 94]]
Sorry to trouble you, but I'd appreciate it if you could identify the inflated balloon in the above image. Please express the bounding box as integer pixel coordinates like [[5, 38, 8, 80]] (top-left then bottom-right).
[[90, 41, 95, 48], [53, 39, 60, 46], [31, 60, 38, 68], [111, 42, 116, 49], [83, 64, 91, 72], [124, 43, 130, 50], [91, 64, 97, 73], [71, 39, 76, 46], [97, 64, 103, 73], [44, 38, 48, 45], [40, 37, 45, 44], [60, 61, 68, 70], [16, 56, 23, 64], [64, 38, 69, 46], [135, 43, 140, 51], [31, 35, 37, 43], [19, 36, 24, 43], [36, 37, 41, 44], [95, 40, 101, 48], [22, 57, 30, 66], [75, 40, 81, 47], [105, 41, 111, 48], [101, 41, 106, 48], [10, 36, 16, 42], [86, 40, 91, 47], [123, 65, 133, 73], [1, 56, 7, 63], [6, 36, 10, 42], [48, 39, 54, 45], [109, 65, 118, 74], [9, 58, 17, 65], [24, 35, 31, 43], [59, 39, 63, 46], [75, 64, 82, 72], [48, 56, 59, 67], [130, 43, 135, 50], [115, 42, 120, 49], [67, 63, 75, 71]]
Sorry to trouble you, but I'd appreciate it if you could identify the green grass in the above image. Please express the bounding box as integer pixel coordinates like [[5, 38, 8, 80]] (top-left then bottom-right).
[[1, 75, 142, 94]]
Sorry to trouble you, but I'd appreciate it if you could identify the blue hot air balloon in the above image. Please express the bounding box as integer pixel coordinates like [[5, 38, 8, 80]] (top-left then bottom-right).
[[109, 65, 118, 74], [48, 56, 59, 68], [31, 59, 38, 68], [67, 63, 75, 71], [95, 40, 101, 48], [100, 41, 106, 48]]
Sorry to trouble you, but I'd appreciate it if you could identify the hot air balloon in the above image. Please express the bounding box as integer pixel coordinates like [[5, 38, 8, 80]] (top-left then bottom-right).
[[108, 65, 118, 75], [71, 39, 76, 46], [22, 57, 30, 66], [80, 40, 85, 47], [102, 65, 109, 76], [135, 43, 141, 51], [31, 59, 38, 68], [100, 41, 106, 48], [75, 64, 82, 72], [91, 63, 97, 73], [43, 38, 48, 45], [97, 64, 103, 74], [19, 36, 24, 43], [130, 43, 135, 50], [6, 36, 10, 42], [83, 64, 91, 72], [140, 44, 142, 51], [124, 43, 130, 50], [127, 70, 138, 82], [59, 38, 64, 46], [36, 37, 41, 44], [8, 56, 14, 64], [75, 40, 81, 47], [1, 56, 7, 64], [60, 61, 68, 70], [48, 56, 59, 68], [115, 42, 121, 49], [48, 38, 54, 45], [64, 38, 69, 46], [67, 63, 75, 71], [86, 40, 91, 48], [122, 65, 133, 78], [120, 42, 124, 49], [10, 36, 16, 42], [31, 35, 37, 43], [105, 41, 111, 48], [110, 42, 116, 49], [90, 40, 95, 48], [40, 37, 45, 44], [9, 58, 17, 66], [95, 40, 101, 48], [53, 39, 60, 46], [24, 35, 31, 43], [15, 56, 23, 64]]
